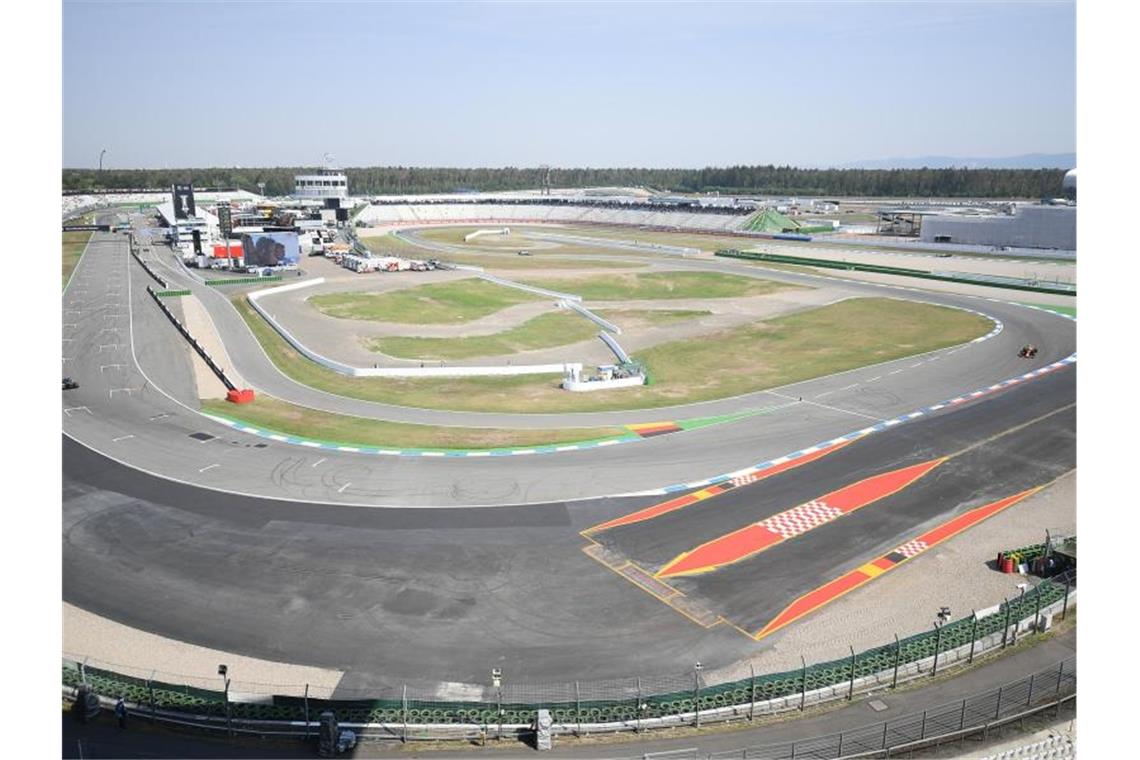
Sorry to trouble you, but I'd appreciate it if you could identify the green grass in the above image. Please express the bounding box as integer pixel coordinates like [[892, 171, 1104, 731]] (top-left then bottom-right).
[[517, 271, 800, 301], [201, 396, 627, 450], [308, 278, 542, 324], [369, 311, 599, 360], [233, 293, 991, 414], [62, 213, 95, 290], [62, 231, 93, 290]]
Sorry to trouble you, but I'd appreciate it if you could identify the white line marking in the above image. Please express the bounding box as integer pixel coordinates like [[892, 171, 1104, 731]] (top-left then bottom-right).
[[111, 434, 134, 442], [63, 407, 91, 416], [337, 482, 350, 493], [198, 463, 219, 473], [311, 457, 326, 468]]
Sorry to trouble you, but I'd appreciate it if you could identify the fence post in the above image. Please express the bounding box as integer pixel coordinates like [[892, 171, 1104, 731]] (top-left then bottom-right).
[[1011, 588, 1025, 647], [575, 681, 581, 737], [402, 683, 407, 743], [799, 656, 807, 712], [959, 699, 967, 730], [837, 731, 843, 757], [932, 623, 943, 676], [848, 646, 856, 700], [303, 684, 310, 739], [995, 686, 1003, 719], [80, 657, 87, 686], [497, 682, 503, 741], [636, 677, 642, 734], [882, 720, 889, 751], [1001, 598, 1012, 648], [750, 663, 756, 722], [1062, 579, 1071, 620], [1034, 585, 1042, 632], [968, 611, 978, 664], [149, 671, 156, 724], [1055, 660, 1065, 696], [892, 634, 901, 689], [920, 710, 927, 739], [694, 665, 702, 728], [1026, 674, 1035, 707]]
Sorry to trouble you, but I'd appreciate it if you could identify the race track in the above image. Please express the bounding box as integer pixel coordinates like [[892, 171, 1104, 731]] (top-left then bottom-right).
[[62, 214, 1076, 688]]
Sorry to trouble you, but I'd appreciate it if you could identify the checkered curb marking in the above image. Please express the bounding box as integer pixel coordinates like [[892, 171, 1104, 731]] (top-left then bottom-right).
[[759, 500, 844, 539], [894, 539, 929, 558]]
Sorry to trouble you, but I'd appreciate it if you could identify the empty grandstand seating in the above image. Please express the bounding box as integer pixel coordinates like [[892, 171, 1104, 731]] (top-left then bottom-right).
[[982, 733, 1075, 760]]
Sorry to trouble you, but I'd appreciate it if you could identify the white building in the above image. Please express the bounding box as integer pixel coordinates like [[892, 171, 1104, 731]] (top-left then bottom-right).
[[294, 169, 348, 201]]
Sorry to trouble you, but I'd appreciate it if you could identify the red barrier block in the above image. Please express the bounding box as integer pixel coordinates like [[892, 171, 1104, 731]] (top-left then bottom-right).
[[226, 389, 255, 404]]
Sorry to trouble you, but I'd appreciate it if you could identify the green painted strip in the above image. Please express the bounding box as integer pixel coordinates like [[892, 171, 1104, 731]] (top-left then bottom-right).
[[205, 276, 284, 286], [1020, 302, 1076, 317], [155, 289, 191, 298]]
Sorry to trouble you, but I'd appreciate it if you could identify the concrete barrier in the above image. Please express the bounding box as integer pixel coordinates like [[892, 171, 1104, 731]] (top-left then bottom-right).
[[563, 300, 621, 334], [477, 273, 581, 302]]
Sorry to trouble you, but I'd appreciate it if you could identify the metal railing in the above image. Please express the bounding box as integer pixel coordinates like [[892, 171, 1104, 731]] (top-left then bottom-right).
[[62, 573, 1074, 743]]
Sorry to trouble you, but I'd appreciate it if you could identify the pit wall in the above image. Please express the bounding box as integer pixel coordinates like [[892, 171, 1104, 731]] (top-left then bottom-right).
[[246, 278, 581, 378]]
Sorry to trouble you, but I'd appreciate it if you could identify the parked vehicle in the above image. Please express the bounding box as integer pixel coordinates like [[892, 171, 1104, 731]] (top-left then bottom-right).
[[63, 377, 79, 390]]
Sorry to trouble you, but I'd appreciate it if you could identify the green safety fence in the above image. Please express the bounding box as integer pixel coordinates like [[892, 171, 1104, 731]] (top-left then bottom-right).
[[205, 276, 283, 287], [62, 574, 1073, 727], [154, 289, 191, 298], [715, 249, 1076, 297]]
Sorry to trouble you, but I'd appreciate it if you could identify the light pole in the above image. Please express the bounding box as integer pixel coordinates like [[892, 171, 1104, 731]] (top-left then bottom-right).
[[218, 664, 232, 737]]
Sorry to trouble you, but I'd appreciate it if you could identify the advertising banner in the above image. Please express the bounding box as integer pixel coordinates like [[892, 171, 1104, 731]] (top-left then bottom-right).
[[241, 232, 300, 268], [172, 183, 196, 219]]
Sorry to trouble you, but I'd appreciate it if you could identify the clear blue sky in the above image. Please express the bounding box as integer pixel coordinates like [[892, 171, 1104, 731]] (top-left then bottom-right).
[[63, 0, 1075, 169]]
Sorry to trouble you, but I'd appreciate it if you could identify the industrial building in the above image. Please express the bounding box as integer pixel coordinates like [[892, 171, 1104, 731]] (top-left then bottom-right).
[[920, 204, 1075, 251]]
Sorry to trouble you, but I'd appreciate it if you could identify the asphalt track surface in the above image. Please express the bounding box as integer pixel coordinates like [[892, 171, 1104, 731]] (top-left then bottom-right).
[[62, 213, 1076, 690]]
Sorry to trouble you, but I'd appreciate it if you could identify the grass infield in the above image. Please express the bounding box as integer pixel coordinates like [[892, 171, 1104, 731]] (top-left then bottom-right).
[[234, 293, 991, 414], [517, 271, 799, 301], [369, 311, 599, 360], [309, 278, 541, 324], [200, 395, 627, 450]]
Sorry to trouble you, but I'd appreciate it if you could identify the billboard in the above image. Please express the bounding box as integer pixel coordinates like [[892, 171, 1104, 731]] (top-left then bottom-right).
[[216, 204, 233, 238], [241, 232, 300, 268], [172, 183, 196, 219]]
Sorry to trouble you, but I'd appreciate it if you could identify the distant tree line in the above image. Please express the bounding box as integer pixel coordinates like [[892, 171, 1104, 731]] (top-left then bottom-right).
[[62, 165, 1068, 199]]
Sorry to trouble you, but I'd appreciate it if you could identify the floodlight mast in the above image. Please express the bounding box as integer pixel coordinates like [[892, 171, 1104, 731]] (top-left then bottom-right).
[[98, 149, 106, 173], [540, 164, 552, 196]]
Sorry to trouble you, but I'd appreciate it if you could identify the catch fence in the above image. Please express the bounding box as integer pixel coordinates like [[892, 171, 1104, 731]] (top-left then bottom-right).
[[62, 573, 1074, 742]]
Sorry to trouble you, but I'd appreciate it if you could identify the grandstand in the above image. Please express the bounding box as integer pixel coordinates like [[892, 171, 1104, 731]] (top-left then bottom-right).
[[358, 198, 753, 231]]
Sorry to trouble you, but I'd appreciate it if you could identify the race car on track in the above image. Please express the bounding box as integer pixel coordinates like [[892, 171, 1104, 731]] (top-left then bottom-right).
[[63, 377, 79, 390]]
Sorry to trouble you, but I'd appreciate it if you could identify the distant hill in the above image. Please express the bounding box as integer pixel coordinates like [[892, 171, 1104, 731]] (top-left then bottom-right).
[[835, 153, 1075, 170]]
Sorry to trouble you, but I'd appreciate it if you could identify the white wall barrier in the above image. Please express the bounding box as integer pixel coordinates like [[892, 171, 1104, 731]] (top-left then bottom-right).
[[563, 300, 621, 334], [599, 332, 632, 363], [246, 278, 580, 378], [463, 227, 510, 242], [477, 273, 581, 302]]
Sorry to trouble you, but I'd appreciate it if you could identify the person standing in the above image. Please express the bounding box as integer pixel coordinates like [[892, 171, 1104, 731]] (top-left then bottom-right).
[[115, 696, 127, 729]]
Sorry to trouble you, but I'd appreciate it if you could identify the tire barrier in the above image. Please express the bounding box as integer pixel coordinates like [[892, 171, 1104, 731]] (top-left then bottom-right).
[[145, 285, 248, 399], [62, 572, 1074, 739], [715, 250, 1076, 297]]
